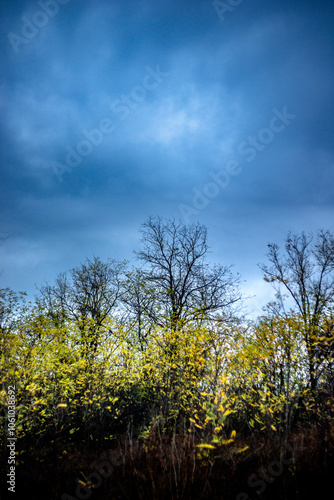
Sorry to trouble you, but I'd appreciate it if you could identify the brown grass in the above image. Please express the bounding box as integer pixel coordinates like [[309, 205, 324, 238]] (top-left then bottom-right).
[[3, 416, 333, 500]]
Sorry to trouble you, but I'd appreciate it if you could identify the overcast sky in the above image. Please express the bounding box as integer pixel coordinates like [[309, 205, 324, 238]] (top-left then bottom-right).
[[1, 0, 334, 317]]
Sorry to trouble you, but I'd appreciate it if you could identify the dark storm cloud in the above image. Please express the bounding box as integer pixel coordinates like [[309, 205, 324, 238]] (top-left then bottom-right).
[[1, 0, 334, 315]]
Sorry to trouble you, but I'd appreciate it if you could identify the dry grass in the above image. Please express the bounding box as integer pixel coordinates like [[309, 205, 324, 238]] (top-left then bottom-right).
[[2, 395, 334, 500]]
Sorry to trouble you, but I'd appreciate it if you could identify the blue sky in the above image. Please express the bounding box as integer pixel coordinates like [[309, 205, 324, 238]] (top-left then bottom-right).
[[1, 0, 334, 316]]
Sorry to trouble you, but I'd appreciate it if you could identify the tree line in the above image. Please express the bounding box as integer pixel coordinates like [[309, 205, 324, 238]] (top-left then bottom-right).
[[1, 217, 334, 456]]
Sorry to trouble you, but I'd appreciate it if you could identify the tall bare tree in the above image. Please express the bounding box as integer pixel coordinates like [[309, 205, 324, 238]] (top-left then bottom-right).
[[133, 216, 241, 332], [260, 230, 334, 390], [37, 256, 127, 358]]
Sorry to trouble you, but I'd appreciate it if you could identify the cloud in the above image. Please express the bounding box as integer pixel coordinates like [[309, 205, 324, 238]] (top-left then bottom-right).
[[1, 0, 334, 312]]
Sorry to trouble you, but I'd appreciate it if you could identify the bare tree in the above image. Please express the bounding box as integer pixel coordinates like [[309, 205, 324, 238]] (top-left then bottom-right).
[[37, 256, 127, 358], [133, 216, 241, 332], [259, 230, 334, 390], [1, 287, 28, 359], [120, 268, 157, 351]]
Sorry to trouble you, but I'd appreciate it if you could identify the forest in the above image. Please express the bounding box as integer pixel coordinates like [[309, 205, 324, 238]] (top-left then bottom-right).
[[1, 216, 334, 500]]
